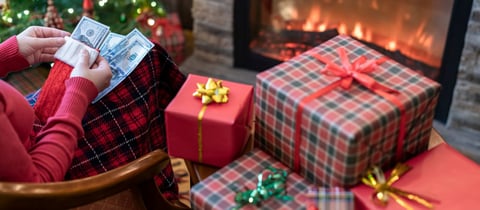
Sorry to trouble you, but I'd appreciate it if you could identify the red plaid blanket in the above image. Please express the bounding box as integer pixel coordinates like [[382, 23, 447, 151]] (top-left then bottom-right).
[[26, 44, 186, 200]]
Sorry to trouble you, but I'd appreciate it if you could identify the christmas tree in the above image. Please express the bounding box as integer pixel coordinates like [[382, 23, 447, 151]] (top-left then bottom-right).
[[0, 0, 171, 42]]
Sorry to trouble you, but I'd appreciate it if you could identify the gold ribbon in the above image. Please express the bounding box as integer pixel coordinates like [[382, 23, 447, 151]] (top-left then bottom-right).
[[192, 78, 229, 162], [193, 78, 229, 105], [362, 163, 434, 210]]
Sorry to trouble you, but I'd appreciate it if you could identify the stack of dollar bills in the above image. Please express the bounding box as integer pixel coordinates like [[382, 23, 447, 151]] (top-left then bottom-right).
[[70, 16, 154, 103]]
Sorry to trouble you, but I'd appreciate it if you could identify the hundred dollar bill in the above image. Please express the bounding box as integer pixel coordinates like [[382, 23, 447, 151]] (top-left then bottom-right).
[[71, 16, 110, 49], [103, 28, 154, 61], [92, 39, 154, 103], [99, 32, 125, 57]]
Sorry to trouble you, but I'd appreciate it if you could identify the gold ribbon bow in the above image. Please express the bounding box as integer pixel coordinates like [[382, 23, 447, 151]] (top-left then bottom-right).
[[193, 78, 229, 105], [362, 163, 434, 210]]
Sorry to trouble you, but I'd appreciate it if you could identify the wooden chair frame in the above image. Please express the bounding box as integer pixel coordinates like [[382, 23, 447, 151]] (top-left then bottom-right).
[[0, 149, 190, 210]]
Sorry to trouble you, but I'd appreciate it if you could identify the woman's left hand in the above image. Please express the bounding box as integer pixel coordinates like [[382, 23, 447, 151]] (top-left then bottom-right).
[[16, 26, 70, 65]]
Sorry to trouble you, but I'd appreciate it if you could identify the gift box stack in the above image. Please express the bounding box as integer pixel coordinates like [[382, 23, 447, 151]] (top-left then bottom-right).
[[166, 35, 480, 209]]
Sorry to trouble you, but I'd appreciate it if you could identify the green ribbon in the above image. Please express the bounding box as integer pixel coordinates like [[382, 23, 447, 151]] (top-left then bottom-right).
[[233, 166, 293, 209]]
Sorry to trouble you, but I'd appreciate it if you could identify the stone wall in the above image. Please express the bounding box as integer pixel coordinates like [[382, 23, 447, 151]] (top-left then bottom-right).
[[448, 0, 480, 135], [191, 0, 234, 66]]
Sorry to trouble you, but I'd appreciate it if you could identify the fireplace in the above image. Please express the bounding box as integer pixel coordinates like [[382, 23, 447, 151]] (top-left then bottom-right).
[[233, 0, 473, 123]]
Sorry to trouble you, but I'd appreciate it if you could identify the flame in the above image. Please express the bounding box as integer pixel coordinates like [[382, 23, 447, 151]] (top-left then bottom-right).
[[338, 23, 347, 34], [308, 6, 321, 23], [387, 41, 397, 51], [303, 20, 315, 31], [318, 23, 327, 32], [365, 29, 372, 42], [352, 22, 363, 39], [263, 2, 443, 69]]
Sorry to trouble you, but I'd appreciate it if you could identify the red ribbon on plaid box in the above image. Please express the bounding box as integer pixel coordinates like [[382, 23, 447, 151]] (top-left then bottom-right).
[[293, 47, 407, 173], [255, 35, 441, 187]]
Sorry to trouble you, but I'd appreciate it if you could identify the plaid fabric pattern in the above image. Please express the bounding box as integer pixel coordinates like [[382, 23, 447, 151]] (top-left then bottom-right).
[[151, 13, 185, 65], [25, 44, 186, 200], [304, 187, 354, 210], [191, 148, 334, 210], [255, 35, 441, 187]]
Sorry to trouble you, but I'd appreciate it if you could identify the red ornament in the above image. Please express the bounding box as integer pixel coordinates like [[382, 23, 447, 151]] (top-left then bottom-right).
[[83, 0, 94, 17]]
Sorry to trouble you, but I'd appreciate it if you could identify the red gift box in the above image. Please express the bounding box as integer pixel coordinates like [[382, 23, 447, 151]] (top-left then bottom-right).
[[352, 143, 480, 210], [255, 35, 441, 187], [165, 74, 254, 167]]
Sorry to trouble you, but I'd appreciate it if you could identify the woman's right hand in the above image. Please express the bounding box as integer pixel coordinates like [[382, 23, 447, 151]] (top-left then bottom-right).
[[70, 49, 112, 92]]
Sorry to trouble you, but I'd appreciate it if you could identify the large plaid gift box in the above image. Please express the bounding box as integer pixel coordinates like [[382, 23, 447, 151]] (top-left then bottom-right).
[[352, 143, 480, 210], [190, 148, 355, 210], [165, 74, 254, 167], [255, 35, 441, 187]]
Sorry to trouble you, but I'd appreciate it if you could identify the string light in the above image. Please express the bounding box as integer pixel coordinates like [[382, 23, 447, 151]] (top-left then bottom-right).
[[151, 1, 157, 7], [99, 0, 108, 7], [67, 8, 74, 14], [147, 18, 155, 26]]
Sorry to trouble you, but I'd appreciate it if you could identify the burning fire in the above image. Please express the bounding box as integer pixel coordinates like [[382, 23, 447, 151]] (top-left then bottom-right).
[[293, 6, 438, 68]]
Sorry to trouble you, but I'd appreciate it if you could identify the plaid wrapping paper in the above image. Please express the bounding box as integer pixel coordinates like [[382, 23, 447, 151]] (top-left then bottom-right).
[[25, 44, 185, 200], [190, 148, 355, 210], [304, 187, 354, 210], [151, 13, 185, 64], [255, 35, 441, 187]]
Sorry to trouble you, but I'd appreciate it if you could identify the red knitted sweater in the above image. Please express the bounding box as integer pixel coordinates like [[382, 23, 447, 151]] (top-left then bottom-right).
[[0, 36, 98, 182]]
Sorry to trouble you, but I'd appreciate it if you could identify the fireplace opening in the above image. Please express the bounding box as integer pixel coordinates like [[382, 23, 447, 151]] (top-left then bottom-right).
[[234, 0, 473, 123]]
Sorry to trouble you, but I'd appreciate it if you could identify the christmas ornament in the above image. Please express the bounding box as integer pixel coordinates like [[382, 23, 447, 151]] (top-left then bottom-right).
[[82, 0, 94, 18], [44, 0, 64, 29]]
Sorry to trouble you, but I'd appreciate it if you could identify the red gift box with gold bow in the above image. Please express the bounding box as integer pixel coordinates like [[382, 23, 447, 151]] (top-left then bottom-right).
[[165, 74, 254, 167], [352, 143, 480, 210], [255, 35, 441, 187]]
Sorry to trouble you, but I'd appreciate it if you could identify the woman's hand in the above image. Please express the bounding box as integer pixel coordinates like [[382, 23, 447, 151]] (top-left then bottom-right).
[[16, 26, 70, 65], [70, 49, 112, 93]]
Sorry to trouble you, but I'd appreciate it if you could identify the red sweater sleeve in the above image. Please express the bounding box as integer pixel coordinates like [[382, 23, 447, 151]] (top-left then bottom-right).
[[0, 36, 30, 77], [0, 77, 98, 182]]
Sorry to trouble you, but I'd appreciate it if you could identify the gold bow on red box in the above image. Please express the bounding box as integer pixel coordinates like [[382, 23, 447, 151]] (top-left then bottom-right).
[[193, 78, 229, 105], [362, 163, 435, 210]]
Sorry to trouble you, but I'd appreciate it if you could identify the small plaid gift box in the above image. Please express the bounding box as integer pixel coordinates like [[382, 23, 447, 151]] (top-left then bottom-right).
[[255, 35, 441, 187], [191, 148, 354, 210]]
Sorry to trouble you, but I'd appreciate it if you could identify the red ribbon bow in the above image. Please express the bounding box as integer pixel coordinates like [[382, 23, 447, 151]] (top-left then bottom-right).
[[293, 47, 406, 172], [314, 48, 396, 93]]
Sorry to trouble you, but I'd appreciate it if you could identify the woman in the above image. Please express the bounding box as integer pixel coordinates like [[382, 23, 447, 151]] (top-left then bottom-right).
[[1, 26, 183, 200]]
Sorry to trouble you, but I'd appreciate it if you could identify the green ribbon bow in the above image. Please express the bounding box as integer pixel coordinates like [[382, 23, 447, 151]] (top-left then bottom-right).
[[233, 166, 293, 209]]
